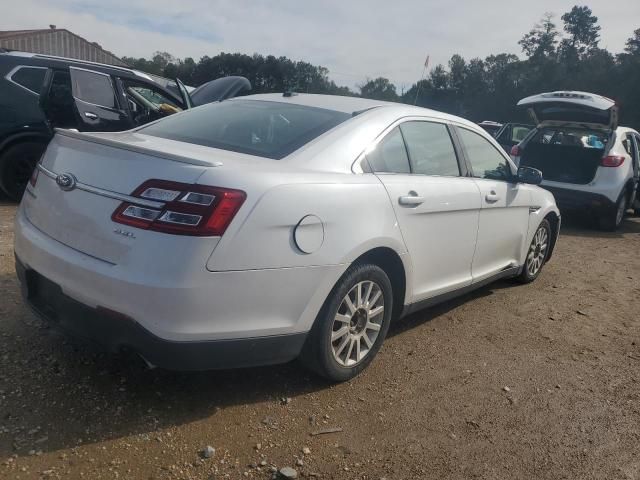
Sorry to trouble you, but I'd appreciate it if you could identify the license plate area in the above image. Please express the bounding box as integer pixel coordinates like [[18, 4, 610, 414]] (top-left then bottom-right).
[[25, 270, 64, 322]]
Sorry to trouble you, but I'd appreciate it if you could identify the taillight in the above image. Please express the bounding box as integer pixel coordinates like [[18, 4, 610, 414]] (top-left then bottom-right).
[[112, 180, 246, 236], [601, 155, 625, 167], [510, 145, 521, 157]]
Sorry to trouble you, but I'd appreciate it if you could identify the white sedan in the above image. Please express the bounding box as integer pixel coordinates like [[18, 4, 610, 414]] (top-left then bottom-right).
[[14, 93, 560, 381]]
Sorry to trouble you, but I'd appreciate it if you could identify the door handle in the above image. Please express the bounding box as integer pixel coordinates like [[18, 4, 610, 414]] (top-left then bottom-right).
[[83, 112, 98, 120], [485, 191, 500, 203], [399, 193, 425, 207]]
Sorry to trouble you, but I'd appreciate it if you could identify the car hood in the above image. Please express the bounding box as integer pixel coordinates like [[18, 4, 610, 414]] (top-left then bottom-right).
[[517, 91, 618, 131], [190, 76, 252, 106]]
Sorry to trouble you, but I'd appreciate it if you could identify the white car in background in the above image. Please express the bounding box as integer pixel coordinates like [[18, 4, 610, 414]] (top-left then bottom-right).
[[512, 91, 640, 230], [14, 94, 560, 381]]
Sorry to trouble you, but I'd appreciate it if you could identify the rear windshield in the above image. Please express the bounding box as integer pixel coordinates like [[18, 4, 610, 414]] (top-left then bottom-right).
[[532, 127, 609, 149], [139, 99, 351, 159]]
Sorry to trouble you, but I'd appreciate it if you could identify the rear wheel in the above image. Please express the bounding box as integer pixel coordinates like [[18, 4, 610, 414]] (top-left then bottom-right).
[[598, 192, 627, 231], [300, 263, 393, 382], [518, 219, 551, 284], [0, 142, 46, 201]]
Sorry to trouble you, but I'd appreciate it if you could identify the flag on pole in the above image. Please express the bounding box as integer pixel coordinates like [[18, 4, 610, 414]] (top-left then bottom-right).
[[424, 55, 430, 68]]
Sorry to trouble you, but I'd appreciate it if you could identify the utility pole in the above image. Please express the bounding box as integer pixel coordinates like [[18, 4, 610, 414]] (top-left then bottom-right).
[[413, 55, 430, 105]]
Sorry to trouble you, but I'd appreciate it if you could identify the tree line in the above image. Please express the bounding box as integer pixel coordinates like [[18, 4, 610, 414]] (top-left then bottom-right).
[[122, 5, 640, 130]]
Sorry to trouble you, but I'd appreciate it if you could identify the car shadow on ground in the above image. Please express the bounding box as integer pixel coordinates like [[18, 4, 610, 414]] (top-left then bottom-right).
[[0, 267, 520, 459], [1, 210, 610, 459], [559, 212, 640, 238], [0, 271, 333, 458]]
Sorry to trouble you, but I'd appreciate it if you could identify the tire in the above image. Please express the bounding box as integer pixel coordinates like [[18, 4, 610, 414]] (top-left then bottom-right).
[[597, 191, 627, 231], [0, 142, 46, 201], [299, 263, 393, 382], [517, 219, 551, 284]]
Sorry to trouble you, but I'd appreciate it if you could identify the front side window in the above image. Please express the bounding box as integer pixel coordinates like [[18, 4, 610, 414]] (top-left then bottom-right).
[[366, 127, 410, 174], [399, 121, 459, 176], [457, 128, 511, 181], [121, 79, 182, 126], [10, 66, 47, 95], [140, 99, 350, 159], [70, 69, 116, 109], [512, 125, 532, 143]]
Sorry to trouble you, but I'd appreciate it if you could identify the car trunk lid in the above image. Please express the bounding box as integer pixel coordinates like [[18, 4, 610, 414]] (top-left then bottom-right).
[[517, 91, 618, 131], [23, 130, 217, 264]]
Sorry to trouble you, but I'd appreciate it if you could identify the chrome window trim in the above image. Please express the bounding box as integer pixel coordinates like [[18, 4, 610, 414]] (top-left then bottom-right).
[[4, 65, 48, 96], [37, 164, 165, 209], [353, 116, 465, 177]]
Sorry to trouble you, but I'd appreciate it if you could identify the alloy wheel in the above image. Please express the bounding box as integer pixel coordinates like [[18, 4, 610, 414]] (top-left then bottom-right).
[[330, 280, 384, 367], [526, 225, 548, 277]]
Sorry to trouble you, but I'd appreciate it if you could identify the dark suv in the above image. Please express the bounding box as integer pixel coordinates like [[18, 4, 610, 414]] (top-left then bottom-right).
[[0, 50, 250, 200]]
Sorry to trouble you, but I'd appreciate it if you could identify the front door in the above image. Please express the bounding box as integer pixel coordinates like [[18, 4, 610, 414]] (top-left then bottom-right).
[[455, 126, 532, 282], [68, 67, 132, 131], [368, 121, 481, 302]]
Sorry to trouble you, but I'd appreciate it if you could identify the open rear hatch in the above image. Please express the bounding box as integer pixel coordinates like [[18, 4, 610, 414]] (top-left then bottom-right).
[[517, 91, 618, 131], [23, 130, 226, 264]]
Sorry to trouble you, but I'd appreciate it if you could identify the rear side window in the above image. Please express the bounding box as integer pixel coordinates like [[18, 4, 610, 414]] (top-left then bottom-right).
[[10, 66, 47, 94], [140, 100, 350, 159], [399, 121, 459, 176], [366, 127, 410, 174], [70, 69, 117, 109]]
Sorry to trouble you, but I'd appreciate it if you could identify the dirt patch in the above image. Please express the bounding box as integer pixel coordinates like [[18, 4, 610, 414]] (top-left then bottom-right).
[[1, 202, 639, 479]]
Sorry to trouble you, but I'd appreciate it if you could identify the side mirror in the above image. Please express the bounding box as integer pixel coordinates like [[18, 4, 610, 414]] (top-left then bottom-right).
[[517, 166, 543, 185]]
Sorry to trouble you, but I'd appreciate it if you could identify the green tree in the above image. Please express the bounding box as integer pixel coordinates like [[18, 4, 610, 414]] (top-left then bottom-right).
[[560, 5, 601, 61], [625, 28, 640, 56], [358, 77, 398, 101], [519, 13, 559, 60]]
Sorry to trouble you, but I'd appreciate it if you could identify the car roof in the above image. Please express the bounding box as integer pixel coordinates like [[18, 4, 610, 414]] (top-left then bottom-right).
[[1, 50, 156, 82], [236, 93, 480, 128]]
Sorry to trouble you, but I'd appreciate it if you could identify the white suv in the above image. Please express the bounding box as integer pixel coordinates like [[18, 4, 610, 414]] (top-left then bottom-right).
[[511, 91, 640, 230]]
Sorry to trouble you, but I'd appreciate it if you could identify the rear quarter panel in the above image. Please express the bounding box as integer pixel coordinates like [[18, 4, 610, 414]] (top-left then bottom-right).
[[205, 172, 407, 271]]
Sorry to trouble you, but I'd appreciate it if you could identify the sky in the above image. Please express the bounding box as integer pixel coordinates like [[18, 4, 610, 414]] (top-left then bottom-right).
[[2, 0, 639, 90]]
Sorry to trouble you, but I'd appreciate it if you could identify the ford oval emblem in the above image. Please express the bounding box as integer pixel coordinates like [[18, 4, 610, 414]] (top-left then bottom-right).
[[55, 173, 76, 191]]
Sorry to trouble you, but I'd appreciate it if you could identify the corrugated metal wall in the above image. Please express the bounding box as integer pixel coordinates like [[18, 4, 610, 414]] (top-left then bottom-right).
[[0, 30, 127, 66]]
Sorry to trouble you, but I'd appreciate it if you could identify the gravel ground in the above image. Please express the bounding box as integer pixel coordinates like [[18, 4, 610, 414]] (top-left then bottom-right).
[[1, 200, 640, 480]]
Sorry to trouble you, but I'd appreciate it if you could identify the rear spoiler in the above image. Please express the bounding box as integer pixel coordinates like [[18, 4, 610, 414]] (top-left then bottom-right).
[[54, 128, 223, 167]]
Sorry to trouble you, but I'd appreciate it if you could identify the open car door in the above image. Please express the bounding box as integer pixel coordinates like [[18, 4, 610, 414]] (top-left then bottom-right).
[[67, 67, 133, 132], [517, 91, 618, 131], [176, 78, 193, 110], [189, 76, 251, 106]]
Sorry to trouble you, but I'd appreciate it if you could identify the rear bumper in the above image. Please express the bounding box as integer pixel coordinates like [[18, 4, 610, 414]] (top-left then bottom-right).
[[542, 186, 616, 215], [14, 207, 343, 343], [15, 256, 307, 370]]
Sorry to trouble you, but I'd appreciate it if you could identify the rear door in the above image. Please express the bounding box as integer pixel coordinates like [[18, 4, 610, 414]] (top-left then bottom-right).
[[626, 134, 640, 207], [40, 69, 76, 130], [454, 126, 532, 282], [369, 120, 481, 301], [68, 67, 132, 131]]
